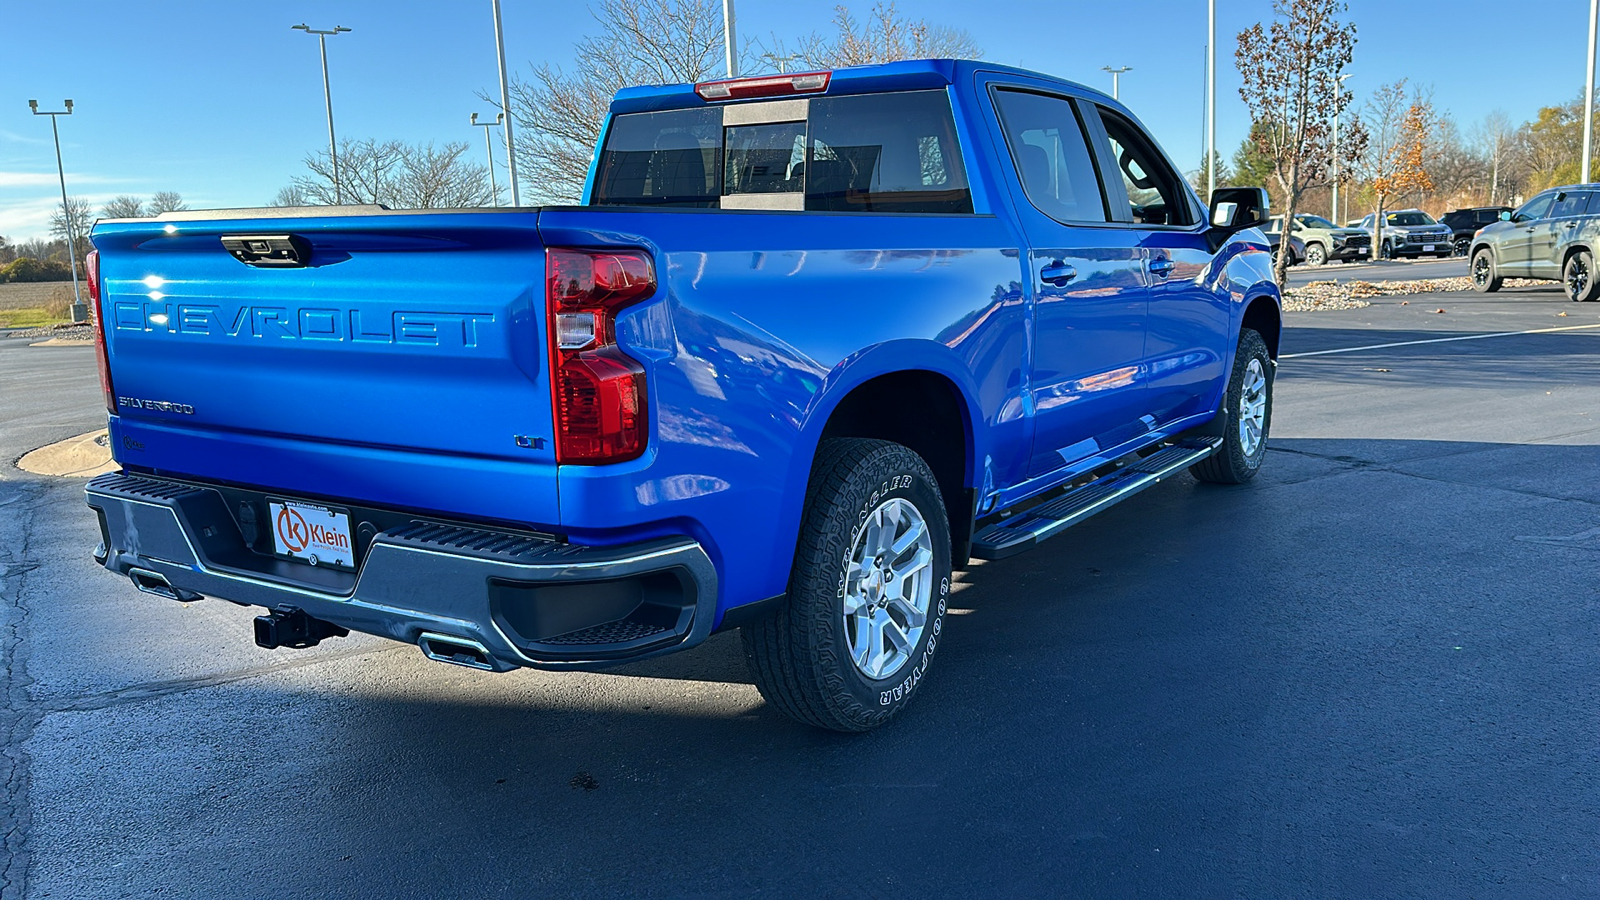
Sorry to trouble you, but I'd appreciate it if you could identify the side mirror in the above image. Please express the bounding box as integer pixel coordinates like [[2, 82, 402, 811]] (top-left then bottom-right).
[[1498, 210, 1511, 222], [1209, 187, 1269, 231]]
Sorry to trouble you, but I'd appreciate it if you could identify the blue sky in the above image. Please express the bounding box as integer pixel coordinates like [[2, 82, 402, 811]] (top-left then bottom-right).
[[1, 0, 1591, 240]]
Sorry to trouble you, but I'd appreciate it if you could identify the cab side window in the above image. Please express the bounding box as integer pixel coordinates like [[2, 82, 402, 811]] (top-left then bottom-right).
[[992, 89, 1109, 223], [1096, 108, 1194, 227], [1513, 193, 1555, 223]]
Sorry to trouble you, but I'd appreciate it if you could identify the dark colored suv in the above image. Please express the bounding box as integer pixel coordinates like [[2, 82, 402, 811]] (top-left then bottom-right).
[[1442, 206, 1512, 256], [1469, 184, 1600, 301]]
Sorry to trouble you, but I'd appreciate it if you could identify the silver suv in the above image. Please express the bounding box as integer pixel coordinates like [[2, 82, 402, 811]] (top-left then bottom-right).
[[1266, 213, 1372, 265], [1470, 184, 1600, 301], [1356, 209, 1454, 260]]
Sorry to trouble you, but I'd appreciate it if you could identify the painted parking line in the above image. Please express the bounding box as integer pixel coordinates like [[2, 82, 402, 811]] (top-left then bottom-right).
[[1282, 323, 1600, 359]]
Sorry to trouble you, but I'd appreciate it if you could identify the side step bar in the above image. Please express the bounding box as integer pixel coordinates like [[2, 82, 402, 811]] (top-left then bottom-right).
[[970, 439, 1223, 560]]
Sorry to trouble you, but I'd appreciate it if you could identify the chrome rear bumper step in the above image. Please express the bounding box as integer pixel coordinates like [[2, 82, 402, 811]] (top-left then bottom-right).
[[970, 440, 1223, 560]]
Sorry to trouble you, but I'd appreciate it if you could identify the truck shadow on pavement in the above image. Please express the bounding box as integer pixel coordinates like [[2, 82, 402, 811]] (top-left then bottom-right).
[[23, 437, 1600, 898]]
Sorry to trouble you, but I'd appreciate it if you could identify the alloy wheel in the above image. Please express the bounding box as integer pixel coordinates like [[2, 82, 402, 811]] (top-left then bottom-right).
[[1238, 358, 1268, 458], [842, 497, 934, 681]]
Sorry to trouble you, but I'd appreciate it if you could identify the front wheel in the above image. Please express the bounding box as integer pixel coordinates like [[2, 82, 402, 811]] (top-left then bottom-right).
[[1381, 241, 1394, 260], [1305, 242, 1327, 266], [1190, 329, 1272, 485], [742, 438, 951, 732], [1472, 248, 1503, 293], [1564, 250, 1600, 302]]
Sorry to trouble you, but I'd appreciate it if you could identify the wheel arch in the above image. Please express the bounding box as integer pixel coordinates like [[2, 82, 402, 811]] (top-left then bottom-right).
[[1240, 293, 1282, 359], [798, 347, 985, 564]]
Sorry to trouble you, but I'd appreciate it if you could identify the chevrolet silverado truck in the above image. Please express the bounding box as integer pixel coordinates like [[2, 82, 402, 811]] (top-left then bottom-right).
[[84, 60, 1281, 732]]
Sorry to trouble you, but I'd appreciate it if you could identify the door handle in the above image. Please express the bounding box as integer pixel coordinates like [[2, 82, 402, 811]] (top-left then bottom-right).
[[1148, 258, 1175, 277], [1040, 262, 1077, 286]]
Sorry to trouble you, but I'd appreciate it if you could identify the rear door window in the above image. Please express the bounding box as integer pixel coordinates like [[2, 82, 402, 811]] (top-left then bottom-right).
[[992, 89, 1108, 223], [1551, 190, 1589, 219]]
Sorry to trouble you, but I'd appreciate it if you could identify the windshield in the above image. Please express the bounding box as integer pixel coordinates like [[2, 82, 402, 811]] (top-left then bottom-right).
[[1296, 215, 1336, 229], [1386, 211, 1438, 226]]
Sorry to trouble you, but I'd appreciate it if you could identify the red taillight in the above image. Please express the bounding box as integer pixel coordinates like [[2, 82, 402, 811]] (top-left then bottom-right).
[[546, 248, 654, 464], [694, 71, 830, 101], [86, 250, 115, 415]]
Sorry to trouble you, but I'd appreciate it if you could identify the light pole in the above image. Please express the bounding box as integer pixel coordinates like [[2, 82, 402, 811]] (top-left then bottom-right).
[[491, 0, 520, 206], [471, 113, 503, 207], [1102, 66, 1131, 101], [292, 24, 351, 204], [1206, 0, 1215, 202], [1332, 72, 1353, 224], [761, 52, 800, 74], [28, 99, 85, 323], [1585, 0, 1598, 182], [723, 0, 739, 78]]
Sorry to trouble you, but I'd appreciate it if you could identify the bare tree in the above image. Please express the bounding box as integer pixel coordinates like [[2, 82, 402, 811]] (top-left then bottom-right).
[[147, 191, 189, 215], [795, 2, 981, 68], [1425, 115, 1486, 209], [1235, 0, 1366, 285], [102, 195, 146, 219], [48, 197, 94, 271], [1473, 110, 1516, 205], [271, 185, 311, 207], [284, 139, 495, 208], [493, 0, 725, 205]]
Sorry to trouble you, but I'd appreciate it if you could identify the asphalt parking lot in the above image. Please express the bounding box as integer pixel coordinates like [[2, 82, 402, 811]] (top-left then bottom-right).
[[2, 276, 1597, 899]]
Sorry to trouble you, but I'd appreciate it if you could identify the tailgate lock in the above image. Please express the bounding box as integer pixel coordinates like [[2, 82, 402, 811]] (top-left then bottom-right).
[[220, 234, 311, 268]]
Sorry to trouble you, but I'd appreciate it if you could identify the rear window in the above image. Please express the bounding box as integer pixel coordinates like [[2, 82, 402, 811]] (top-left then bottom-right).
[[1552, 191, 1591, 218], [592, 108, 721, 207], [592, 90, 972, 214]]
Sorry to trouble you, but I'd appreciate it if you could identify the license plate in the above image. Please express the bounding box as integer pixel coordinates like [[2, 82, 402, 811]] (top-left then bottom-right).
[[1359, 248, 1369, 255], [1422, 244, 1435, 252], [269, 499, 354, 568]]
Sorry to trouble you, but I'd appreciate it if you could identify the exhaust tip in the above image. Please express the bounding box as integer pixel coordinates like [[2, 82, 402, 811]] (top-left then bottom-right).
[[129, 567, 203, 602], [418, 632, 497, 671]]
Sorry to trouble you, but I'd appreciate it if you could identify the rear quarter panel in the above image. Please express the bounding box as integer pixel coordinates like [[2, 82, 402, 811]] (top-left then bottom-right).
[[539, 208, 1028, 615]]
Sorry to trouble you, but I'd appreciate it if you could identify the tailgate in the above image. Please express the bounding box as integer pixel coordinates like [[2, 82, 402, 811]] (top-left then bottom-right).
[[92, 209, 559, 527]]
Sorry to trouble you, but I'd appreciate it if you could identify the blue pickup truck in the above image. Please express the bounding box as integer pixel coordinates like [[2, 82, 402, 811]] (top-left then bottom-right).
[[84, 60, 1280, 732]]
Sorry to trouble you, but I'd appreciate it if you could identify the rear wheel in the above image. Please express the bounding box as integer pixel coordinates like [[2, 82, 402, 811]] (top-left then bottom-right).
[[742, 438, 951, 733], [1471, 248, 1503, 293], [1190, 329, 1272, 485], [1564, 250, 1600, 302]]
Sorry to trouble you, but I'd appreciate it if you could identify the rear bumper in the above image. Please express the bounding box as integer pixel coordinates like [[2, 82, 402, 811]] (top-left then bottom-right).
[[85, 472, 718, 670]]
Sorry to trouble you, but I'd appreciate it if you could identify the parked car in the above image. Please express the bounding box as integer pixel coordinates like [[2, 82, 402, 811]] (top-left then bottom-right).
[[1266, 213, 1371, 265], [1356, 209, 1454, 259], [1442, 206, 1512, 256], [84, 60, 1282, 732], [1260, 222, 1306, 266], [1469, 184, 1600, 301]]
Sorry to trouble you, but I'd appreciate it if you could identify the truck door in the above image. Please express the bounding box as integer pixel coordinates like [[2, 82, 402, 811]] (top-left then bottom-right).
[[1087, 103, 1229, 428], [1499, 191, 1555, 276], [985, 85, 1151, 478]]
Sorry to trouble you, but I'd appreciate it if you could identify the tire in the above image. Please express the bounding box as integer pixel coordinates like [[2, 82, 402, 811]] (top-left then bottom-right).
[[1563, 250, 1600, 302], [1381, 240, 1393, 260], [1305, 242, 1327, 266], [1190, 329, 1272, 485], [742, 438, 952, 733], [1471, 247, 1502, 293]]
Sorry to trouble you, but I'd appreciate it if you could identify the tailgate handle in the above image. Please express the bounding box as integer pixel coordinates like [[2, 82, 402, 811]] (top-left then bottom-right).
[[220, 234, 312, 268]]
